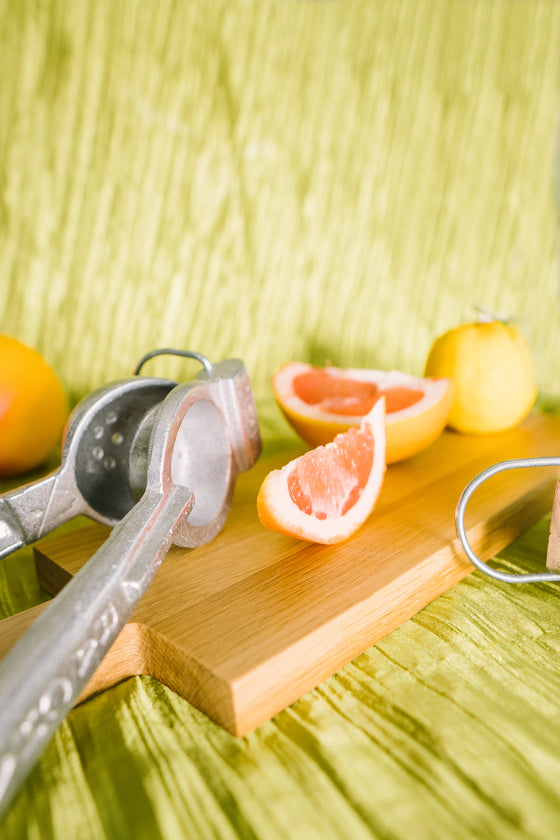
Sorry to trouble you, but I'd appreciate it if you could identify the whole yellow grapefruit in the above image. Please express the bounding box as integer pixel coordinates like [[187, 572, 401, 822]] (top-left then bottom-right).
[[424, 319, 537, 434], [0, 336, 68, 476]]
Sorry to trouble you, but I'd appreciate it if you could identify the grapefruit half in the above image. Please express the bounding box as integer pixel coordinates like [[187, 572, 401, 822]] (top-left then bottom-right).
[[272, 362, 453, 463], [257, 398, 386, 544]]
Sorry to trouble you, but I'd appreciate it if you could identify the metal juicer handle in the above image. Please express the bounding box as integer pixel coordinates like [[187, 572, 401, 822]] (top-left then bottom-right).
[[456, 456, 560, 583], [0, 484, 195, 813], [0, 473, 64, 560]]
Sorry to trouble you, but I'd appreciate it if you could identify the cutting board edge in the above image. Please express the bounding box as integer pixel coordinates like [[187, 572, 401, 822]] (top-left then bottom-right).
[[227, 551, 471, 735], [72, 621, 238, 734]]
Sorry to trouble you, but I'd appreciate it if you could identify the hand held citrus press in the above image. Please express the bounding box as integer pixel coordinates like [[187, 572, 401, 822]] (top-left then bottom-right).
[[0, 350, 261, 815]]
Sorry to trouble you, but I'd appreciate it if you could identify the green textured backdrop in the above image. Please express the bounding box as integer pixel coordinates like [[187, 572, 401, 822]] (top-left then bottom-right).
[[2, 0, 560, 438], [2, 1, 560, 838]]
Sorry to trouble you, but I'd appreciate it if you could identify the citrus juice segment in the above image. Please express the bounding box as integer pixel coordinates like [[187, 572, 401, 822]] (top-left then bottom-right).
[[0, 336, 68, 476], [287, 425, 373, 519], [272, 362, 452, 463], [257, 398, 386, 544], [424, 319, 537, 434]]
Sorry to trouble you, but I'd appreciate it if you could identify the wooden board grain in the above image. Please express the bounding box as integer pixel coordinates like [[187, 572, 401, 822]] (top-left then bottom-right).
[[2, 412, 560, 735]]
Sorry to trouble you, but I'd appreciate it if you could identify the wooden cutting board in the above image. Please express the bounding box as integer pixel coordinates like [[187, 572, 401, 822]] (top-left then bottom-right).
[[1, 412, 560, 736]]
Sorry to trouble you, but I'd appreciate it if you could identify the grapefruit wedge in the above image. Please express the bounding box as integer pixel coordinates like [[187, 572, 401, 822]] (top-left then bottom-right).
[[272, 362, 453, 463], [257, 398, 386, 544]]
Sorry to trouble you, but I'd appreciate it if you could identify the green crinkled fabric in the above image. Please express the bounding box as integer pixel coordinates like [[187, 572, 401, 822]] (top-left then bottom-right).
[[2, 0, 560, 837]]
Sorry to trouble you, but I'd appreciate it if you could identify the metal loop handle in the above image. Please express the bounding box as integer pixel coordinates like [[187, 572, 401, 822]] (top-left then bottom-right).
[[455, 456, 560, 584], [134, 348, 213, 377]]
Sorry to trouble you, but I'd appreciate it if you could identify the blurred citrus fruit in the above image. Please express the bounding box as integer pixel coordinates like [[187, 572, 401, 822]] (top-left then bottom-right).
[[424, 318, 537, 434], [257, 398, 386, 544], [0, 336, 68, 476], [272, 362, 453, 463]]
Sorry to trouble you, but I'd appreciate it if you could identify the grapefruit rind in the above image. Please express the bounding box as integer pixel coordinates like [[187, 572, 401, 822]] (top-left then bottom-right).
[[257, 398, 386, 544], [272, 363, 452, 463]]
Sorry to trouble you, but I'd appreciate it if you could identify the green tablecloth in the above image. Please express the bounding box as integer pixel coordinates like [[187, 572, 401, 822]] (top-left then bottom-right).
[[2, 1, 560, 837]]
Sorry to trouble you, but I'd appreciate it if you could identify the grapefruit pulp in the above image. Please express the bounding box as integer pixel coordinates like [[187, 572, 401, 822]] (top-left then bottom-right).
[[272, 362, 453, 463], [257, 398, 386, 544]]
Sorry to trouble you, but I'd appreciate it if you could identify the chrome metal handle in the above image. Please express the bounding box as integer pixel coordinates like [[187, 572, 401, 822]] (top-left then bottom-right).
[[456, 456, 560, 583], [0, 484, 194, 813], [0, 470, 83, 560]]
